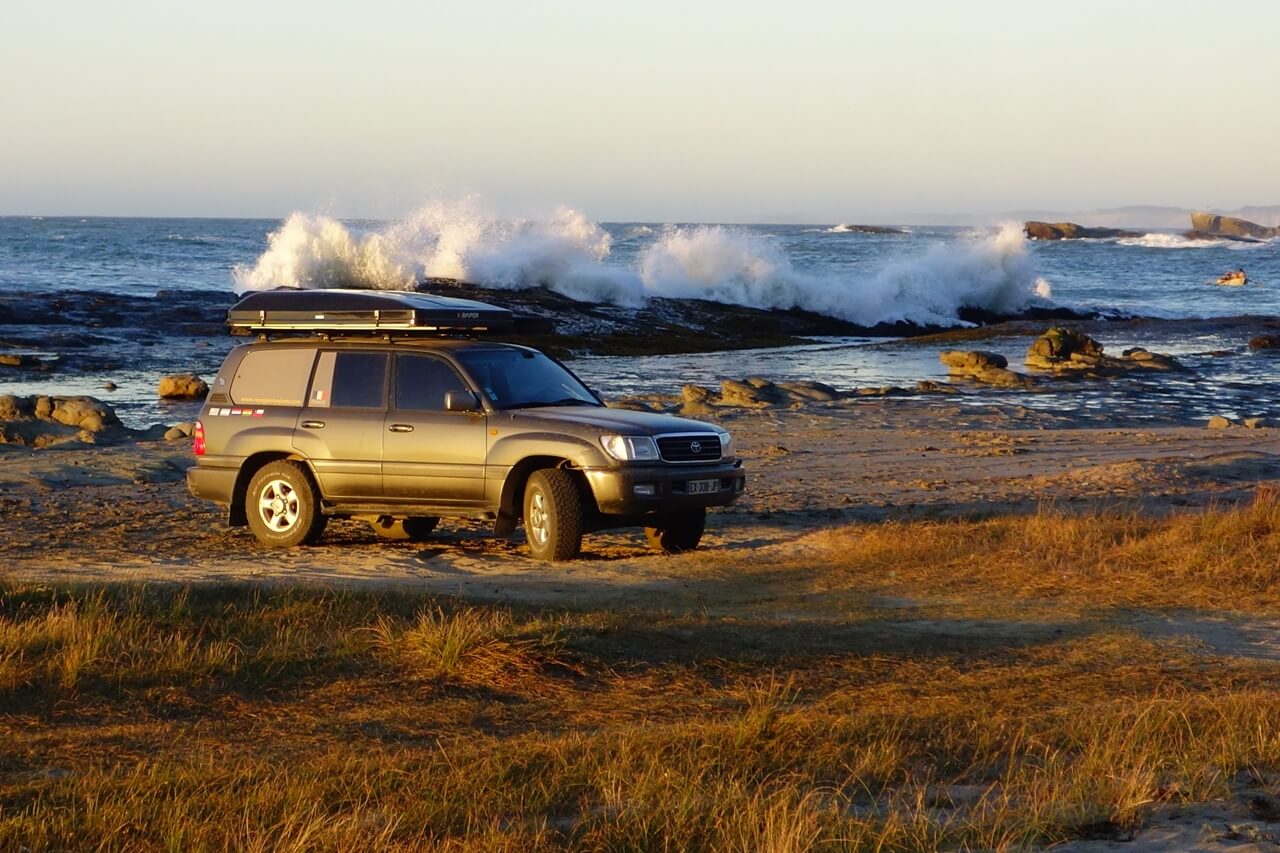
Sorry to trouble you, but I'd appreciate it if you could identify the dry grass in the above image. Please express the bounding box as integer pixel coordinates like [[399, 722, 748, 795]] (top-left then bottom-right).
[[4, 501, 1280, 850]]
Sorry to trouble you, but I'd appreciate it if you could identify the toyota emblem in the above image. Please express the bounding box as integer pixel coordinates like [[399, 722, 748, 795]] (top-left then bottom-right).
[[689, 441, 702, 454]]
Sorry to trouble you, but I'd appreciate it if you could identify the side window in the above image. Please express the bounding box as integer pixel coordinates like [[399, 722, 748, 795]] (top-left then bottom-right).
[[310, 351, 388, 409], [230, 348, 316, 406], [396, 354, 471, 412]]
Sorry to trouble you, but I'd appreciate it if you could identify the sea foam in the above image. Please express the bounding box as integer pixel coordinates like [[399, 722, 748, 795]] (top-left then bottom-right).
[[234, 203, 1050, 327]]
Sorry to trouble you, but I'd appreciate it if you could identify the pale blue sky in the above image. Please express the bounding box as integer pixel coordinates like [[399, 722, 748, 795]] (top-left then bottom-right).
[[3, 0, 1277, 221]]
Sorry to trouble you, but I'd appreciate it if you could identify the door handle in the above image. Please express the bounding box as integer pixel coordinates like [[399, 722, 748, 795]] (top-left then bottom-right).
[[301, 420, 325, 429], [388, 423, 414, 433]]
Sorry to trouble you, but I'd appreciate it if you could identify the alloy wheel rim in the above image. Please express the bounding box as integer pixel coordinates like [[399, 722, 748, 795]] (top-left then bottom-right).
[[528, 490, 549, 545], [258, 479, 300, 532]]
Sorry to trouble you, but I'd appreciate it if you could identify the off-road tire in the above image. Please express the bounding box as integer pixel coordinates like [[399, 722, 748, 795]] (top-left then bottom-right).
[[369, 516, 440, 541], [245, 460, 327, 548], [645, 508, 706, 554], [523, 469, 584, 561]]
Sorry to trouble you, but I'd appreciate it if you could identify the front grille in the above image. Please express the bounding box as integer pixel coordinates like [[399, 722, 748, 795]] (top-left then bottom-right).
[[657, 434, 721, 463]]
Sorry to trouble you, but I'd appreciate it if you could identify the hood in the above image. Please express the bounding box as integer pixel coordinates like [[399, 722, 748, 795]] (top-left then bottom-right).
[[504, 406, 721, 436]]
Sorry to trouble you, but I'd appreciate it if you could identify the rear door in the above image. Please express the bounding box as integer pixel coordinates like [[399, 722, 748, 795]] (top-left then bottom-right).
[[291, 350, 388, 498], [382, 353, 488, 503]]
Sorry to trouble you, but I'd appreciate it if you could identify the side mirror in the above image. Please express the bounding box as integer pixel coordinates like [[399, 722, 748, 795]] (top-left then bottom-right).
[[445, 390, 481, 413]]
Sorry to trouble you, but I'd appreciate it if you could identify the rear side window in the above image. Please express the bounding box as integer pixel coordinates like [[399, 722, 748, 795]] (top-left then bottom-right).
[[230, 348, 316, 406], [309, 351, 388, 409], [396, 354, 471, 412]]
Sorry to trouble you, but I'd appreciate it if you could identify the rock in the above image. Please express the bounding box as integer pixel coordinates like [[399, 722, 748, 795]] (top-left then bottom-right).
[[941, 350, 1034, 388], [681, 384, 714, 405], [1024, 221, 1141, 240], [916, 380, 958, 394], [1249, 335, 1280, 350], [102, 381, 119, 391], [1244, 417, 1272, 429], [775, 380, 841, 402], [1190, 211, 1280, 240], [0, 394, 125, 447], [158, 373, 208, 400], [719, 379, 783, 408], [164, 422, 196, 440], [1026, 328, 1104, 368], [0, 353, 41, 368], [940, 350, 1008, 371], [1208, 415, 1233, 429]]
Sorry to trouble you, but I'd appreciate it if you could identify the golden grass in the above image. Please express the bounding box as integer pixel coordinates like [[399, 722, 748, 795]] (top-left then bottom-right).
[[4, 500, 1280, 850]]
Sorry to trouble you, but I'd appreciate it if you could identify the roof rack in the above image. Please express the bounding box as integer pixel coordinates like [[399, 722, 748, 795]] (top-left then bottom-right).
[[227, 289, 514, 334]]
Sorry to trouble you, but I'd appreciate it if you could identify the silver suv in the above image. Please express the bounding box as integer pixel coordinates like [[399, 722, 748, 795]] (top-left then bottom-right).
[[187, 290, 746, 560]]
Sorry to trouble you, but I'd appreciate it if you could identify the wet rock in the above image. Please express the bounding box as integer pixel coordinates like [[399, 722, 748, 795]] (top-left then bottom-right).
[[940, 350, 1034, 388], [940, 350, 1008, 371], [916, 380, 958, 394], [775, 380, 841, 402], [1027, 329, 1181, 374], [1244, 417, 1273, 429], [1249, 335, 1280, 350], [719, 379, 785, 408], [1208, 415, 1233, 429], [0, 353, 41, 368], [102, 381, 118, 391], [1026, 328, 1105, 369], [158, 373, 209, 400], [0, 394, 124, 448], [164, 422, 196, 440]]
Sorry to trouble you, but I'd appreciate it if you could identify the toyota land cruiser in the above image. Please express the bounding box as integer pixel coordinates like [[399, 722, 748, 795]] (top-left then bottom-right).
[[186, 289, 746, 560]]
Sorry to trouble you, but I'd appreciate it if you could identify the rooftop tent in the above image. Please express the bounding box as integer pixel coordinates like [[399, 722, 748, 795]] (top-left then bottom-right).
[[226, 288, 514, 334]]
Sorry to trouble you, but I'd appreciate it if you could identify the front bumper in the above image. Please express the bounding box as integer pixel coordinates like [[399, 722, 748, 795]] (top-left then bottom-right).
[[582, 460, 746, 516]]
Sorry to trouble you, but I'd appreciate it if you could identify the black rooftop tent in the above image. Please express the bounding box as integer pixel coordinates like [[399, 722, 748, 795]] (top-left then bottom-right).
[[227, 289, 515, 334]]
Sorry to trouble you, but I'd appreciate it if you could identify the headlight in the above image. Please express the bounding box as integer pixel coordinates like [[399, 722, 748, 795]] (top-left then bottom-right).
[[600, 434, 659, 461], [716, 429, 734, 458]]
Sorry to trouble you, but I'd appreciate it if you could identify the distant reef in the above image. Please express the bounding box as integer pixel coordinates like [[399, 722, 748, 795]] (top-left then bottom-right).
[[1190, 211, 1280, 240], [830, 224, 907, 235], [1023, 222, 1141, 240]]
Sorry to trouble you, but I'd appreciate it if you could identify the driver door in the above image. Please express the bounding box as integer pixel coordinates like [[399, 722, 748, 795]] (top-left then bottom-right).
[[382, 353, 488, 503]]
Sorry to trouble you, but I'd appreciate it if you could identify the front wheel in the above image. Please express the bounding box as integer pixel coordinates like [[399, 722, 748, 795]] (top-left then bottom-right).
[[645, 508, 706, 554], [523, 469, 584, 561], [245, 460, 327, 548]]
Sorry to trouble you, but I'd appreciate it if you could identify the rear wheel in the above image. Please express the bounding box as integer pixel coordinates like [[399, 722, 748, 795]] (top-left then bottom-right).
[[245, 460, 327, 548], [523, 469, 584, 561], [368, 516, 440, 541], [645, 508, 706, 554]]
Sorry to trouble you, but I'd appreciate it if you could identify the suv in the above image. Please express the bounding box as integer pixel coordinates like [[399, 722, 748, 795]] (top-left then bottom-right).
[[187, 289, 745, 560]]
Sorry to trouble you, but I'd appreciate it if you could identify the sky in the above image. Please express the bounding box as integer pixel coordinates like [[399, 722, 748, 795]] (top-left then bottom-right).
[[2, 0, 1278, 222]]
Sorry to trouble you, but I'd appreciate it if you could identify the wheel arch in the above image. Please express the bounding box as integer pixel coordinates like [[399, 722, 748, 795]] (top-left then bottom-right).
[[230, 451, 314, 527], [495, 455, 588, 537]]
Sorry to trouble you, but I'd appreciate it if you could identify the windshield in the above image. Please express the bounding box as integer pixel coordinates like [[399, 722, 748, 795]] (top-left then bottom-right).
[[456, 348, 601, 410]]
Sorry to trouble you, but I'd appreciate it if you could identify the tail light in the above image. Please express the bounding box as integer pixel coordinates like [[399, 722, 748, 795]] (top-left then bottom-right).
[[193, 420, 206, 456]]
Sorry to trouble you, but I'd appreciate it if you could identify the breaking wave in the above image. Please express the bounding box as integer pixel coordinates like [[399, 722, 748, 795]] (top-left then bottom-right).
[[1116, 232, 1276, 250], [234, 203, 1050, 327]]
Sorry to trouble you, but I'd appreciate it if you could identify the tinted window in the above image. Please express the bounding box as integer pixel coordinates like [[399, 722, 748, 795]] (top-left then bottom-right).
[[330, 352, 387, 409], [230, 348, 316, 406], [396, 355, 471, 411]]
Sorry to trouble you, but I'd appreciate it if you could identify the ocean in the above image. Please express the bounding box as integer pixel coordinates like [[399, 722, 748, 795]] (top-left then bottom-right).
[[1, 211, 1278, 427]]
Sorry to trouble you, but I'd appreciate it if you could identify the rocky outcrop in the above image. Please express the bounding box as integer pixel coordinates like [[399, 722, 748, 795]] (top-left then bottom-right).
[[678, 378, 843, 413], [1025, 329, 1182, 375], [1190, 212, 1279, 240], [939, 350, 1035, 388], [158, 373, 209, 400], [1249, 335, 1280, 350], [0, 394, 125, 447], [1024, 222, 1141, 240]]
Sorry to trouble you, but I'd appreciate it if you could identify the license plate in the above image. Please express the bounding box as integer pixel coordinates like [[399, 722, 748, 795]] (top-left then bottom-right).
[[686, 478, 720, 495]]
